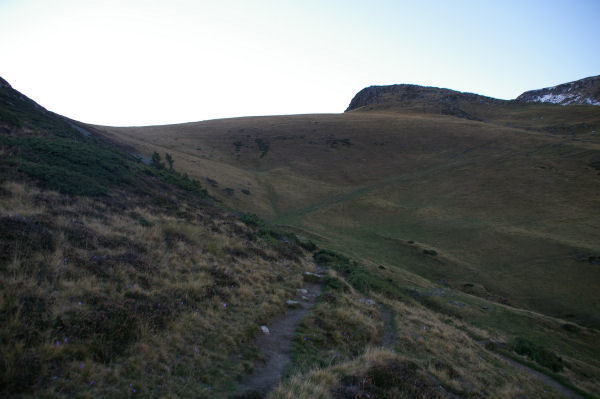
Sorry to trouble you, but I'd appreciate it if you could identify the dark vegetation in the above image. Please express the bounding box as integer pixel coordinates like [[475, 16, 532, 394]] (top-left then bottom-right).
[[333, 359, 446, 399], [513, 337, 564, 372], [255, 138, 269, 158], [0, 80, 207, 198], [241, 213, 317, 252], [314, 249, 400, 297], [1, 136, 133, 196], [327, 138, 352, 148]]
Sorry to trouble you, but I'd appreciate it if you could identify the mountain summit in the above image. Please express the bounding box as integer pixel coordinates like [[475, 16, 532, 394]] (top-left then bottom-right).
[[345, 84, 500, 113], [346, 75, 600, 113], [515, 75, 600, 106]]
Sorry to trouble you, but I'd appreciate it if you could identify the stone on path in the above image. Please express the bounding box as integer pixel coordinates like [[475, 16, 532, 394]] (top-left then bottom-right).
[[358, 298, 376, 306], [286, 300, 302, 308], [303, 271, 323, 283]]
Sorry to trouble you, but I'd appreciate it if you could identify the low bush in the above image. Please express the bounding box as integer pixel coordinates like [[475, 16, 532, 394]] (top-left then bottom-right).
[[0, 215, 55, 262], [334, 359, 445, 399], [513, 337, 563, 372], [240, 213, 263, 227]]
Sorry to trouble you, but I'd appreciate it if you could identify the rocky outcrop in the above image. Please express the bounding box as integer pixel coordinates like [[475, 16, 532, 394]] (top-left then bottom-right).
[[346, 76, 600, 114], [515, 75, 600, 106], [345, 84, 501, 113]]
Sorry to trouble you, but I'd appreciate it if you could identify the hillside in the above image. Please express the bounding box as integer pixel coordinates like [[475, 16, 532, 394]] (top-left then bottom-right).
[[100, 94, 600, 323], [2, 76, 600, 398], [99, 80, 600, 396], [0, 77, 318, 397], [516, 75, 600, 106]]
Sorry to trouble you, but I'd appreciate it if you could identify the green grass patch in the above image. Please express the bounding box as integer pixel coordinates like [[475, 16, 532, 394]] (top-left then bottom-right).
[[1, 136, 133, 195], [0, 135, 208, 198], [513, 337, 564, 372], [313, 249, 402, 298], [289, 300, 379, 374]]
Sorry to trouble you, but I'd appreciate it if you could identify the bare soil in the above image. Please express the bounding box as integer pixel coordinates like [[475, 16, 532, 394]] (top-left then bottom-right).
[[233, 279, 323, 397]]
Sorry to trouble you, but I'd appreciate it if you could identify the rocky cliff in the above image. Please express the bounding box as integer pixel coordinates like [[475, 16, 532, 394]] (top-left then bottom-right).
[[345, 84, 501, 112], [347, 76, 600, 113], [515, 75, 600, 106]]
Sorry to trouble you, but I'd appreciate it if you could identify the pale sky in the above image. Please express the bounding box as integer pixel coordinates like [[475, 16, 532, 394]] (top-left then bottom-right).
[[1, 0, 599, 126]]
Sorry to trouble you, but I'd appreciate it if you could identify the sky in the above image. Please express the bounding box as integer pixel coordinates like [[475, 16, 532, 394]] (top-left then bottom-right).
[[0, 0, 599, 126]]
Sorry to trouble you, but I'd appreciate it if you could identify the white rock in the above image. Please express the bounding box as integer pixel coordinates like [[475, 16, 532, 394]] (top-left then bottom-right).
[[260, 325, 270, 334], [358, 298, 376, 306], [297, 288, 308, 295], [303, 271, 323, 282]]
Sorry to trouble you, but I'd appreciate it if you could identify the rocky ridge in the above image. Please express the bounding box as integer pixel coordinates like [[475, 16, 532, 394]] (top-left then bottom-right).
[[346, 75, 600, 112], [515, 75, 600, 106], [345, 84, 501, 112]]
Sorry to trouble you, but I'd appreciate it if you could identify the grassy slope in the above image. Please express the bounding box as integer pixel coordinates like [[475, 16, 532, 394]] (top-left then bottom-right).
[[99, 106, 600, 325], [0, 81, 316, 398], [3, 75, 599, 397], [100, 102, 600, 396]]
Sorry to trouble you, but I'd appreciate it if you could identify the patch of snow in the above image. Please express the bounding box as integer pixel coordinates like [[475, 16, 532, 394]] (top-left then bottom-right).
[[536, 93, 570, 104]]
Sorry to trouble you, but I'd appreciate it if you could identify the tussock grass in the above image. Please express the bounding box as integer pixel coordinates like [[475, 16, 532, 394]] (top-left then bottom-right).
[[276, 248, 598, 398], [0, 181, 312, 398]]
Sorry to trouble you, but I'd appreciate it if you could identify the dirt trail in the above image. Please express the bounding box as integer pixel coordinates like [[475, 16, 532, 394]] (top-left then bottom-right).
[[379, 306, 396, 348], [499, 354, 584, 399], [234, 271, 324, 397]]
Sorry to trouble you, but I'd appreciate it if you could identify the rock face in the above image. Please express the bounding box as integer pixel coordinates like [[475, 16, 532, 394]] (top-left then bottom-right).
[[346, 76, 600, 113], [345, 84, 500, 112], [515, 75, 600, 106]]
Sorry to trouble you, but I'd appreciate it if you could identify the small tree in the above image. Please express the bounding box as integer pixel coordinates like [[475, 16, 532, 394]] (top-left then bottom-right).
[[151, 151, 164, 169], [165, 153, 174, 171]]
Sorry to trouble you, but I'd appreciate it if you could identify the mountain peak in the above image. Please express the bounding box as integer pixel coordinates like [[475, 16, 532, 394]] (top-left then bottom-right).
[[515, 75, 600, 106], [345, 84, 502, 113]]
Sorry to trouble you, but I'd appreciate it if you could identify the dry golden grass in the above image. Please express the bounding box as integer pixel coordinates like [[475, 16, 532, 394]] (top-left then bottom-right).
[[0, 180, 313, 398], [267, 264, 574, 398], [39, 100, 599, 397], [97, 106, 600, 330], [273, 290, 568, 399]]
